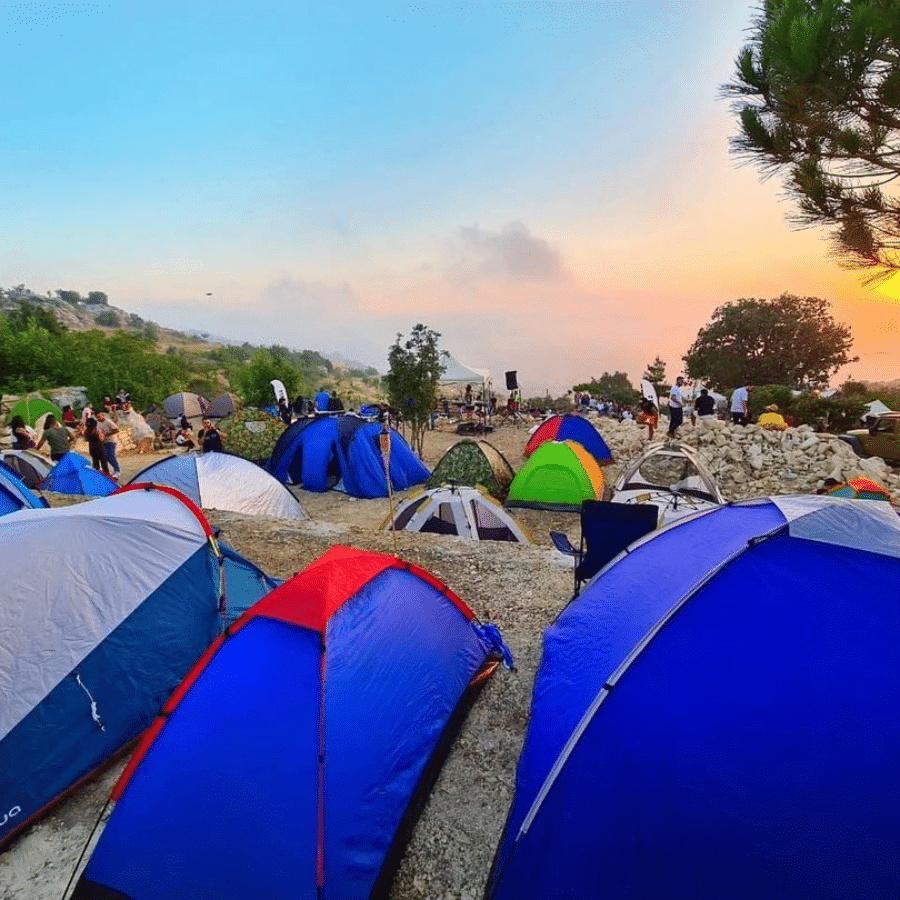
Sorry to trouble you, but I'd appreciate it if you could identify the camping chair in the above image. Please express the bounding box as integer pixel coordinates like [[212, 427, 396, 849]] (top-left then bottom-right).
[[550, 500, 659, 596]]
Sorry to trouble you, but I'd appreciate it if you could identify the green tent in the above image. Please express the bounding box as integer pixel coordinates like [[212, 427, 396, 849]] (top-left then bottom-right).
[[426, 439, 515, 501], [7, 397, 64, 428], [218, 407, 285, 465], [506, 440, 605, 511]]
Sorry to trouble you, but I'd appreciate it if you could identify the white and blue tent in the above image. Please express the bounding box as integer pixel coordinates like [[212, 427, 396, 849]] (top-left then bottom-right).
[[487, 496, 900, 900], [0, 486, 279, 848], [0, 462, 46, 515], [130, 452, 309, 520]]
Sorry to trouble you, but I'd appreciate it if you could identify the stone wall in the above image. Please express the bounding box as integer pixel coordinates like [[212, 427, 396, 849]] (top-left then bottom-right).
[[596, 418, 900, 505]]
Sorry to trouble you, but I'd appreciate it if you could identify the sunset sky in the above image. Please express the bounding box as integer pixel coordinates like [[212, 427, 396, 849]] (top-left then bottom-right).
[[2, 1, 898, 396]]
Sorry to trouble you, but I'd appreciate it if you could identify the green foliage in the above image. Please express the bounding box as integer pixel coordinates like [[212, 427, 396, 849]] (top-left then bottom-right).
[[643, 356, 667, 386], [95, 310, 121, 327], [86, 291, 108, 306], [724, 0, 900, 283], [56, 289, 82, 305], [572, 372, 638, 407], [683, 294, 857, 389], [230, 349, 301, 408], [747, 383, 866, 431], [6, 301, 66, 335], [385, 324, 445, 456]]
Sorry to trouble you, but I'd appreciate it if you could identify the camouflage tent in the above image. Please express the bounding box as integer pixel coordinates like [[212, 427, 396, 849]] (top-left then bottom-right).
[[218, 408, 286, 465], [426, 439, 515, 501]]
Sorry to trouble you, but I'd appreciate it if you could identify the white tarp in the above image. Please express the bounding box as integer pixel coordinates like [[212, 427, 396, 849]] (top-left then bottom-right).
[[862, 399, 892, 422], [0, 490, 211, 743], [440, 354, 490, 386]]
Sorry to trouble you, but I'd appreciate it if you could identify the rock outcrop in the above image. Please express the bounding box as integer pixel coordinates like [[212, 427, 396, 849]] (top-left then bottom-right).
[[596, 417, 900, 504]]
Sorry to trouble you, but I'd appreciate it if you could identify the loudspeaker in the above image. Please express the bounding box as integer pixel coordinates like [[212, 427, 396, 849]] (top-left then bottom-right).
[[505, 371, 518, 391]]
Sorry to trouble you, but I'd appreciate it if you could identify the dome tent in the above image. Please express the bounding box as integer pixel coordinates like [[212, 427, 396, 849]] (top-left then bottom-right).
[[0, 463, 47, 515], [163, 391, 209, 424], [42, 452, 117, 496], [506, 440, 604, 511], [524, 414, 613, 466], [486, 496, 900, 900], [266, 415, 429, 498], [130, 452, 309, 521], [0, 449, 53, 489], [426, 439, 515, 500], [7, 396, 63, 428], [385, 484, 531, 543], [71, 546, 511, 900]]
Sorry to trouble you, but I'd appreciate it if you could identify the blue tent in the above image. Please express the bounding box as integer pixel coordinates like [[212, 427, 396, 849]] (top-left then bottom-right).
[[0, 486, 279, 848], [266, 415, 429, 498], [0, 463, 46, 515], [73, 546, 510, 900], [487, 496, 900, 900], [42, 452, 116, 496]]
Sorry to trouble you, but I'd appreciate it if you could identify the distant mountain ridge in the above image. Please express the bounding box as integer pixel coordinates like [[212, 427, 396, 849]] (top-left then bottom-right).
[[0, 286, 381, 375]]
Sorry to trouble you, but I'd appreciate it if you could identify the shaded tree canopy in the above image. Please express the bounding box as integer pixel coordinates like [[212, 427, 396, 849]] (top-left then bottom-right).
[[573, 372, 637, 406], [385, 324, 445, 456], [643, 356, 667, 386], [724, 0, 900, 283], [683, 293, 857, 389]]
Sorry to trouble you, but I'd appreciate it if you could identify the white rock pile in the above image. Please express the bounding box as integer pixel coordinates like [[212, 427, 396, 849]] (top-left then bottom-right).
[[596, 418, 900, 504]]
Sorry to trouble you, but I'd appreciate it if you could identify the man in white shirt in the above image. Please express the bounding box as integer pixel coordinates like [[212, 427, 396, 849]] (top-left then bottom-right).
[[667, 376, 686, 439], [730, 380, 752, 425]]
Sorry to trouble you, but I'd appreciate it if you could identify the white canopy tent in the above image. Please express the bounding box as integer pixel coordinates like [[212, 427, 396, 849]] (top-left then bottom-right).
[[440, 354, 491, 387]]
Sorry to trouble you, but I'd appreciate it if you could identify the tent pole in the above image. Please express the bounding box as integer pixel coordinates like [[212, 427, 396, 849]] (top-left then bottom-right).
[[380, 420, 399, 556]]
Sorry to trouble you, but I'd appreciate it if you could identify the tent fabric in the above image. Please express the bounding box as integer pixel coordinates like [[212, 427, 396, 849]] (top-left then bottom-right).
[[41, 452, 117, 496], [524, 415, 614, 466], [610, 441, 724, 524], [385, 484, 531, 543], [206, 392, 240, 419], [486, 496, 900, 900], [826, 476, 894, 502], [73, 546, 509, 900], [0, 488, 225, 847], [7, 396, 63, 428], [129, 452, 309, 520], [0, 464, 46, 516], [266, 415, 429, 498], [163, 391, 209, 421], [0, 449, 53, 488], [439, 354, 490, 386], [426, 439, 515, 500], [506, 440, 604, 511]]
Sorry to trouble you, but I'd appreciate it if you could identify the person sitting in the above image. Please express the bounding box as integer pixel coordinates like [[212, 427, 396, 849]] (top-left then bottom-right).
[[174, 427, 196, 451], [327, 391, 344, 412], [693, 388, 717, 424], [757, 404, 788, 431], [315, 388, 331, 413], [9, 415, 36, 450]]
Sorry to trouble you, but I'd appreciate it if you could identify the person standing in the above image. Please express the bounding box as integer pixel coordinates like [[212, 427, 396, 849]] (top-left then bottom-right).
[[95, 411, 121, 480], [85, 418, 110, 474], [637, 398, 659, 440], [36, 414, 73, 462], [730, 380, 752, 425], [327, 391, 344, 412], [694, 388, 717, 424], [667, 376, 686, 439]]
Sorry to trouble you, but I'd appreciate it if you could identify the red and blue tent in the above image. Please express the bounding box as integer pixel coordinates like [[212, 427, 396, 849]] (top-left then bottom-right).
[[525, 414, 613, 466], [487, 496, 900, 899], [72, 546, 510, 900]]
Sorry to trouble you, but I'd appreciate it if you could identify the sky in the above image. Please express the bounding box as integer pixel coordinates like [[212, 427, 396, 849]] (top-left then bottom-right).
[[2, 0, 899, 396]]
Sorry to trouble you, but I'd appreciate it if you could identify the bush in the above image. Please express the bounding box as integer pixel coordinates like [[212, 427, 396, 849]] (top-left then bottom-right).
[[95, 310, 120, 327]]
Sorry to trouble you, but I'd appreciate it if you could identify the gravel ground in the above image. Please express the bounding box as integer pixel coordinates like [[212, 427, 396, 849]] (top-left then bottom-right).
[[1, 421, 581, 900]]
